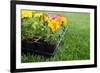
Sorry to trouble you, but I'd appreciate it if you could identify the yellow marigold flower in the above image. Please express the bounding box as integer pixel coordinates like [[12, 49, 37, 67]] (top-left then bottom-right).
[[21, 10, 34, 18], [34, 13, 44, 17], [48, 20, 60, 32]]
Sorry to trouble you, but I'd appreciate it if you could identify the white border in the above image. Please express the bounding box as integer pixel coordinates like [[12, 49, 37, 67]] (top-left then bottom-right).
[[16, 5, 94, 69]]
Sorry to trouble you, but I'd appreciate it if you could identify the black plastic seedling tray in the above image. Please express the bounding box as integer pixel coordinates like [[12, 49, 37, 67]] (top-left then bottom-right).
[[21, 39, 57, 57]]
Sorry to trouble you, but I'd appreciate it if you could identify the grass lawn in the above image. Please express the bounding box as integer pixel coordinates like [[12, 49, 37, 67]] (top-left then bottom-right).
[[21, 12, 90, 63]]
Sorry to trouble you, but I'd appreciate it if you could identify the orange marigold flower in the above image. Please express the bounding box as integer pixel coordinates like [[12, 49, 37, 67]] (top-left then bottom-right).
[[48, 20, 60, 32], [55, 16, 66, 24]]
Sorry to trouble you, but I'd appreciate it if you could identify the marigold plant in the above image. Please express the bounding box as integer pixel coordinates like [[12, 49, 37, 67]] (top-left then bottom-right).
[[21, 10, 68, 44]]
